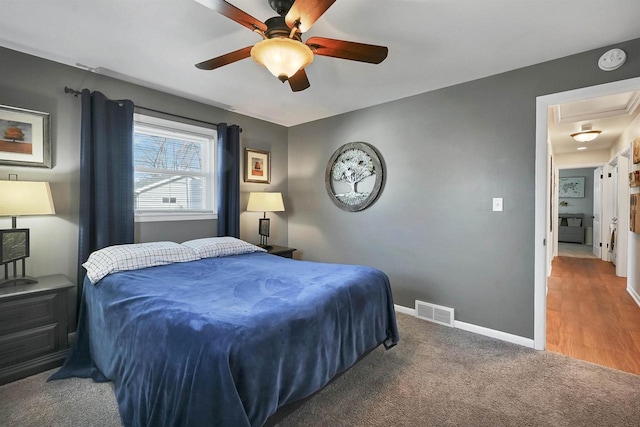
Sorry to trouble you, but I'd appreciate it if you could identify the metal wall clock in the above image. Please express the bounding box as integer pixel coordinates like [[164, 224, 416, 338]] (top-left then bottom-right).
[[325, 142, 384, 212]]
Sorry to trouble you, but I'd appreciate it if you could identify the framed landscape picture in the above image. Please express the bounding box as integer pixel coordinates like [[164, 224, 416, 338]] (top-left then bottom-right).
[[244, 148, 270, 183], [634, 137, 640, 164], [0, 104, 51, 168]]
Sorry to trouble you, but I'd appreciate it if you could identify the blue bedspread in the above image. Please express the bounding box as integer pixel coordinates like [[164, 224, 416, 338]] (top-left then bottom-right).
[[51, 253, 399, 426]]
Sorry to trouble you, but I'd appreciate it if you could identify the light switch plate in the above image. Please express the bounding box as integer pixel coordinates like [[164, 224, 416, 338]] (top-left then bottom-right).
[[493, 198, 503, 212]]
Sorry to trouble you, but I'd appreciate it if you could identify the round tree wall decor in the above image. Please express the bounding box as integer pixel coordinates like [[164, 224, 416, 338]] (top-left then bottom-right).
[[325, 142, 384, 212]]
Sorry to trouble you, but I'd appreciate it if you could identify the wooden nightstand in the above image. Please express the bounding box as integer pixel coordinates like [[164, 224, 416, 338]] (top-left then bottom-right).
[[267, 245, 297, 259], [0, 275, 74, 385]]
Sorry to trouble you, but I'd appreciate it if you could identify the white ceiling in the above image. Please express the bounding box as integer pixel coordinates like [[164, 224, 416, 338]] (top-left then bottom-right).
[[549, 91, 640, 154], [1, 0, 640, 127]]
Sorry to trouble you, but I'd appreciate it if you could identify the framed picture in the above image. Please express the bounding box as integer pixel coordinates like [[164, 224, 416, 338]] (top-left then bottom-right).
[[631, 194, 640, 234], [0, 229, 30, 265], [630, 170, 640, 188], [633, 137, 640, 164], [0, 104, 51, 168], [324, 142, 384, 212], [244, 148, 270, 183], [559, 177, 585, 198]]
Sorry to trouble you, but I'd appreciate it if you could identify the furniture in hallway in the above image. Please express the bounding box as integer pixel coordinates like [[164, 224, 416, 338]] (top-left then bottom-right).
[[558, 213, 585, 244]]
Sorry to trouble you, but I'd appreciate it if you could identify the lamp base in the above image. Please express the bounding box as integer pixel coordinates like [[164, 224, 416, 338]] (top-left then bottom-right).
[[0, 276, 39, 289]]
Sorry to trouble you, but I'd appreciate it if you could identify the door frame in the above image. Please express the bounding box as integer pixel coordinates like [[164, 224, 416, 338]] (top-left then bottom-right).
[[534, 76, 640, 350], [594, 166, 604, 260]]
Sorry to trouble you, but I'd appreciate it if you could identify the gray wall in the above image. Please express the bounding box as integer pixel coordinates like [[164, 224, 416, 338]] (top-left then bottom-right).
[[287, 38, 640, 339], [0, 46, 287, 326], [559, 168, 596, 228]]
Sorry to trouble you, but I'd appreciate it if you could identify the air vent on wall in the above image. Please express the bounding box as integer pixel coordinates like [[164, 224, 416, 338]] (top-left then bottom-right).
[[415, 300, 455, 327]]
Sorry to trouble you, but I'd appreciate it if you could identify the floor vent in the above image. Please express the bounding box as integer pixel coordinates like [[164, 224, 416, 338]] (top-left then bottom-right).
[[415, 300, 454, 327]]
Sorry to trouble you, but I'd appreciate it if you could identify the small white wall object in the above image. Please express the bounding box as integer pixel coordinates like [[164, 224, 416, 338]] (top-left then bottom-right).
[[492, 197, 503, 212]]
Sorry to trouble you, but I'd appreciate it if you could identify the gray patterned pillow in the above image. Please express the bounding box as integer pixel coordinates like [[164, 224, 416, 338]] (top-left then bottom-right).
[[181, 237, 266, 259], [83, 241, 200, 284]]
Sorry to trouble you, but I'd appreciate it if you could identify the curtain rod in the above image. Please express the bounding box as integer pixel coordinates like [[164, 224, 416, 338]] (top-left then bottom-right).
[[64, 86, 228, 130]]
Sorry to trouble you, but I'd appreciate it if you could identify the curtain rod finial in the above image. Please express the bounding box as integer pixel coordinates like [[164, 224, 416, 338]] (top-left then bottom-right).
[[64, 86, 82, 97]]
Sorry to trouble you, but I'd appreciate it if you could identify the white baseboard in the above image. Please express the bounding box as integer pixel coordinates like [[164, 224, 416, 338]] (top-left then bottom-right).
[[628, 286, 640, 308], [394, 304, 416, 316], [394, 304, 535, 349], [454, 320, 535, 348]]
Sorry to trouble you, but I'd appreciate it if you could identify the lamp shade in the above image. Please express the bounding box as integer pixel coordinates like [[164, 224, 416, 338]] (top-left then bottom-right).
[[251, 38, 314, 82], [0, 181, 56, 216], [247, 192, 285, 213]]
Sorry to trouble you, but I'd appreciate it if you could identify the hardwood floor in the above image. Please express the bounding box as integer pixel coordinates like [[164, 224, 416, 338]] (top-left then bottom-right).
[[546, 256, 640, 375]]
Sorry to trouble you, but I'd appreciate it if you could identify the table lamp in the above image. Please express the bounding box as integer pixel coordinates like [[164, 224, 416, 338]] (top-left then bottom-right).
[[246, 192, 284, 249], [0, 178, 56, 287]]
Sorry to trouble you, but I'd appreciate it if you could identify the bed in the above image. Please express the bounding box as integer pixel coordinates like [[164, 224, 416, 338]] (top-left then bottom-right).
[[51, 238, 399, 427]]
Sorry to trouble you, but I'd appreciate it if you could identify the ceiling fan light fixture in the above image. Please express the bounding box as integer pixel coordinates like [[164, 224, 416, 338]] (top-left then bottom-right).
[[570, 124, 601, 143], [251, 37, 314, 82]]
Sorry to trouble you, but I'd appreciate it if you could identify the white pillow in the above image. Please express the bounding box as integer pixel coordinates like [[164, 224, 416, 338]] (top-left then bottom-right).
[[83, 241, 200, 284], [181, 236, 266, 259]]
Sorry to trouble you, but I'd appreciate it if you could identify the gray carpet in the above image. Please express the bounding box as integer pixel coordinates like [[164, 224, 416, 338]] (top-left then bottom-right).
[[1, 313, 639, 426]]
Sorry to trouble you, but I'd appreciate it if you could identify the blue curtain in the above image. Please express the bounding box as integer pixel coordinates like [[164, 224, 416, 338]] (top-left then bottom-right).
[[217, 123, 241, 238], [77, 90, 135, 303]]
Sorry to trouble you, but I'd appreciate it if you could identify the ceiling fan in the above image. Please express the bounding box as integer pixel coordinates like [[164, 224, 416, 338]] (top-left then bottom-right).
[[194, 0, 388, 92]]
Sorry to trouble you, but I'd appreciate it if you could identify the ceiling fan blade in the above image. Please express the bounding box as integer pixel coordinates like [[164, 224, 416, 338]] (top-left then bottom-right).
[[288, 69, 310, 92], [195, 46, 253, 70], [306, 37, 388, 64], [285, 0, 336, 33], [195, 0, 267, 32]]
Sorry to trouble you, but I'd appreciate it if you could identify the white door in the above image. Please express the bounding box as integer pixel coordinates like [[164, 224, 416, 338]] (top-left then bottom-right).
[[593, 167, 602, 258]]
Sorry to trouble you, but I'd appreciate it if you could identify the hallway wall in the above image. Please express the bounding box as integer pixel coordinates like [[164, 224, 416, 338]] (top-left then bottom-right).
[[559, 168, 596, 228]]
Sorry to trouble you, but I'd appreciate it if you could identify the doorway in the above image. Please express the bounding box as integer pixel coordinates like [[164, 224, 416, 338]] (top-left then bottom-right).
[[556, 167, 598, 259], [534, 76, 640, 352]]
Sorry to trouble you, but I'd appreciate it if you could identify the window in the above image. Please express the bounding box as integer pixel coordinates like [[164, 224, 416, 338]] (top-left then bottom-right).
[[133, 114, 217, 222]]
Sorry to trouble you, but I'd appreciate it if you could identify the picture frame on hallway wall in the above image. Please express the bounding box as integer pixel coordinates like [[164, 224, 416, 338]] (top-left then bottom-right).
[[559, 176, 585, 198], [630, 170, 640, 188], [0, 104, 51, 168], [244, 148, 270, 184], [634, 136, 640, 164], [631, 194, 640, 234]]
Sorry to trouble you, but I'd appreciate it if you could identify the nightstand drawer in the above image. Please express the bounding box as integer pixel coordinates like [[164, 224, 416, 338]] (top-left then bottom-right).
[[0, 293, 58, 336], [0, 324, 57, 368]]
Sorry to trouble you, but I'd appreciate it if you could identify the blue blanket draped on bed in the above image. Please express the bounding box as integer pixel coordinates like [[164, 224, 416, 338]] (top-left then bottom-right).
[[51, 253, 399, 427]]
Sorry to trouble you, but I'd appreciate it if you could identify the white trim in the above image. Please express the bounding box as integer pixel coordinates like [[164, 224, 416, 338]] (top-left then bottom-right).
[[394, 304, 416, 316], [135, 212, 217, 222], [134, 113, 216, 137], [394, 304, 534, 348], [133, 112, 217, 216], [628, 286, 640, 308], [454, 320, 535, 348], [534, 76, 640, 352], [534, 96, 549, 350]]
